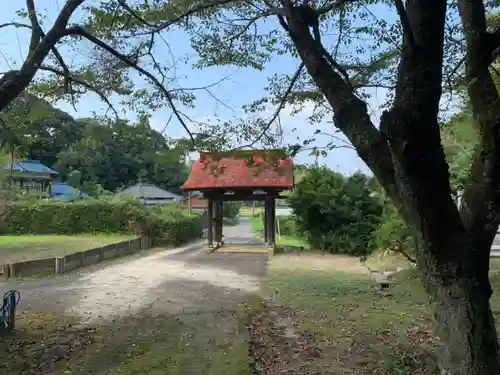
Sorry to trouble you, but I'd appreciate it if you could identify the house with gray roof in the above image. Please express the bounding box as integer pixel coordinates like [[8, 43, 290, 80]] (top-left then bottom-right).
[[118, 183, 182, 205]]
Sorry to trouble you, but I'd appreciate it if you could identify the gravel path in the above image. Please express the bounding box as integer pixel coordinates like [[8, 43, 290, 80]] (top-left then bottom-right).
[[0, 222, 268, 323], [224, 216, 264, 245]]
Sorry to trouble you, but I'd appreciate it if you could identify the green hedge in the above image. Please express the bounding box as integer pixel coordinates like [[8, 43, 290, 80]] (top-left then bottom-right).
[[277, 216, 303, 238], [0, 200, 202, 246]]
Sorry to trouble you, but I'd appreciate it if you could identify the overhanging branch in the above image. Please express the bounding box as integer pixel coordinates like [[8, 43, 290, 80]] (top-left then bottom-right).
[[0, 22, 32, 31], [38, 65, 119, 118], [279, 0, 398, 205], [26, 0, 42, 55], [457, 0, 500, 251], [116, 0, 238, 35], [235, 62, 305, 149], [394, 0, 416, 48], [0, 0, 85, 111], [317, 0, 356, 15], [64, 26, 194, 143]]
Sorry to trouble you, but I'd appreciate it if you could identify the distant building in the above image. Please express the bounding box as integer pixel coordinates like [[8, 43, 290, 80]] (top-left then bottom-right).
[[3, 159, 59, 197], [118, 183, 182, 205], [51, 182, 89, 202], [180, 190, 208, 211]]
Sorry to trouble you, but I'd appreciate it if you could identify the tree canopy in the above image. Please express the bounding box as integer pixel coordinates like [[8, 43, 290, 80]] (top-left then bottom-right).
[[0, 95, 189, 195]]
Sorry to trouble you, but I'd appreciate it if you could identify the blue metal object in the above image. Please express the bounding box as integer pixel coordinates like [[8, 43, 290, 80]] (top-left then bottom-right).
[[0, 290, 20, 332]]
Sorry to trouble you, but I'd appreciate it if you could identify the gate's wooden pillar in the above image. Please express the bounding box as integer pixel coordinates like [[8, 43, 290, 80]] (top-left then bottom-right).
[[207, 197, 214, 248], [265, 195, 274, 247], [269, 197, 276, 247], [214, 199, 223, 246], [264, 198, 269, 245], [218, 200, 224, 246]]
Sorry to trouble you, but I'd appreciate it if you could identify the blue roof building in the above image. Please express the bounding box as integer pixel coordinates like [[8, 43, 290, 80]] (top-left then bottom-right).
[[3, 159, 59, 197], [51, 182, 89, 202], [4, 159, 59, 177]]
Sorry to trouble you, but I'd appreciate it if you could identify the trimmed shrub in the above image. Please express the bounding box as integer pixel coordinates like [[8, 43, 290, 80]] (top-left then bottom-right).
[[223, 202, 241, 219], [0, 200, 202, 246], [277, 215, 304, 238], [289, 167, 383, 256]]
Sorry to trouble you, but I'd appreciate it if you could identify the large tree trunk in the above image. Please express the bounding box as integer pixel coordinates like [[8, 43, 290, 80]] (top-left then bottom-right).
[[417, 205, 499, 374], [430, 266, 499, 374]]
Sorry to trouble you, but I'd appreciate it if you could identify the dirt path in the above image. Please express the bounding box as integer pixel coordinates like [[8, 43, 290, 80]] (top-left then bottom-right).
[[0, 234, 269, 375], [0, 240, 267, 322], [224, 216, 264, 245]]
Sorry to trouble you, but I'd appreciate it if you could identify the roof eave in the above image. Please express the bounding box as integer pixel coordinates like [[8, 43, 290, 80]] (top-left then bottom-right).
[[181, 184, 294, 191]]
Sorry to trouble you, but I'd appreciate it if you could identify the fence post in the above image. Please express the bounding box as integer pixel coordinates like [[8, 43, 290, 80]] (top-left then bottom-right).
[[55, 257, 65, 275], [1, 264, 10, 280], [9, 264, 15, 278]]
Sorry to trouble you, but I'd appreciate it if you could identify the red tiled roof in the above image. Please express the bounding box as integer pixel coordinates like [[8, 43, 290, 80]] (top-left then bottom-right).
[[181, 150, 294, 191]]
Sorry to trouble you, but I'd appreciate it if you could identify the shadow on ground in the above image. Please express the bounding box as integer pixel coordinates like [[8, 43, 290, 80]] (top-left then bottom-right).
[[0, 293, 266, 375]]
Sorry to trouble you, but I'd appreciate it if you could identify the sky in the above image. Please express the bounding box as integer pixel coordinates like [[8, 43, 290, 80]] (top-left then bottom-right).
[[0, 0, 399, 175]]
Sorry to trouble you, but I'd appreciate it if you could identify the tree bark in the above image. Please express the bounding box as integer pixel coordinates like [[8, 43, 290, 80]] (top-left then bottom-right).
[[429, 265, 499, 374], [279, 0, 500, 372]]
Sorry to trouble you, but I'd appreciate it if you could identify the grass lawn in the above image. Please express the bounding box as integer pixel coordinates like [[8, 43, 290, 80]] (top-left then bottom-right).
[[0, 234, 134, 262], [239, 207, 264, 217], [0, 312, 80, 375], [7, 251, 500, 374], [274, 234, 309, 248], [248, 215, 309, 248], [2, 306, 254, 375], [248, 215, 263, 232], [253, 254, 500, 374]]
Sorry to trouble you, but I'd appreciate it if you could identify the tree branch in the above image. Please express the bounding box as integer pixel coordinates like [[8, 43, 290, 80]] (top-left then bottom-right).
[[317, 0, 356, 15], [396, 245, 416, 264], [393, 0, 416, 48], [116, 0, 238, 35], [64, 26, 194, 143], [38, 65, 119, 118], [0, 22, 32, 31], [278, 0, 399, 206], [457, 0, 500, 254], [380, 0, 459, 263], [235, 62, 304, 150], [0, 0, 85, 111], [26, 0, 42, 55]]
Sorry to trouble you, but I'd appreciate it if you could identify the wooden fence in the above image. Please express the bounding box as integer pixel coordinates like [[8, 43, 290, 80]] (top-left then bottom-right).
[[0, 236, 151, 279]]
